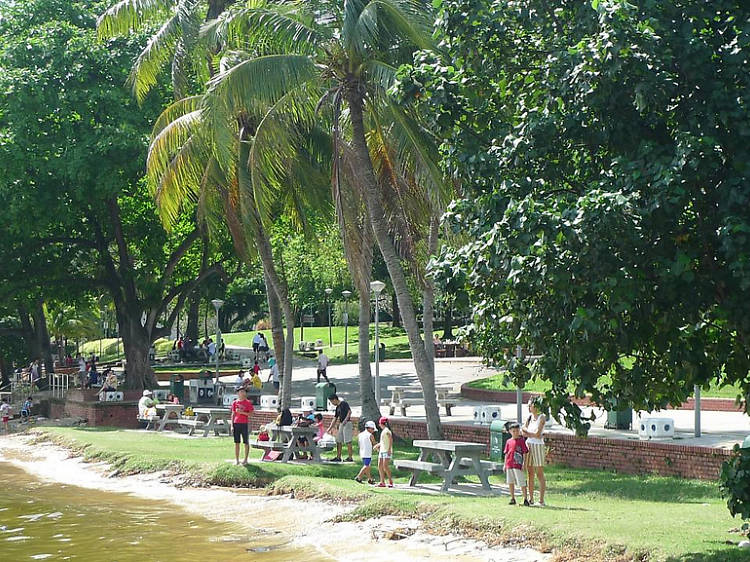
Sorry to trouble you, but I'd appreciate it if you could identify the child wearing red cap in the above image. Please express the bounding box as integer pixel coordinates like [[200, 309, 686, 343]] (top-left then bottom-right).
[[374, 416, 393, 487]]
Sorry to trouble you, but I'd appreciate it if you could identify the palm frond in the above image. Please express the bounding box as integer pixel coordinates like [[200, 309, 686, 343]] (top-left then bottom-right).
[[128, 12, 181, 103], [152, 95, 204, 137], [97, 0, 174, 39], [205, 3, 325, 56]]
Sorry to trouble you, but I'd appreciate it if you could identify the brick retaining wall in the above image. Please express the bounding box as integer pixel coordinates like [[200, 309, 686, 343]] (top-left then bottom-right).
[[244, 411, 728, 480], [460, 384, 743, 412], [48, 398, 140, 429]]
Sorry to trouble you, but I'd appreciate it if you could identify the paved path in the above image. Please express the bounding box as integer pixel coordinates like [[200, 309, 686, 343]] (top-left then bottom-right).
[[219, 352, 750, 450]]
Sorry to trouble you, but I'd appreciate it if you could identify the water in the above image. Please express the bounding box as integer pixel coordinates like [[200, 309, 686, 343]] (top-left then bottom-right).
[[0, 462, 324, 561]]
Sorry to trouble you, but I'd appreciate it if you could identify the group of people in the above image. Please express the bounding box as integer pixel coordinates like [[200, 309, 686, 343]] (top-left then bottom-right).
[[251, 332, 270, 361], [503, 398, 547, 506], [174, 335, 225, 362], [0, 396, 34, 433]]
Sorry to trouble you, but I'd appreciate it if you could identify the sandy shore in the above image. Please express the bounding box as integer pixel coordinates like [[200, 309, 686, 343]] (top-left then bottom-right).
[[0, 434, 549, 562]]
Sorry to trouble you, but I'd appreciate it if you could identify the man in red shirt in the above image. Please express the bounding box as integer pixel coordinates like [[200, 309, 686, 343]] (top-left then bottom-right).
[[231, 388, 254, 465], [503, 421, 530, 506]]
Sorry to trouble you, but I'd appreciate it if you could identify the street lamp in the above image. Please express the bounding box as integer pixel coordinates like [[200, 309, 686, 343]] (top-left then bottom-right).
[[370, 280, 386, 407], [324, 288, 333, 347], [211, 299, 224, 385], [342, 290, 352, 361]]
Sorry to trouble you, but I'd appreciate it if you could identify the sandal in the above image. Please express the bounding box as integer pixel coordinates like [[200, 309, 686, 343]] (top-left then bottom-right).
[[509, 498, 516, 505], [377, 483, 386, 487], [368, 479, 375, 485], [354, 477, 363, 484]]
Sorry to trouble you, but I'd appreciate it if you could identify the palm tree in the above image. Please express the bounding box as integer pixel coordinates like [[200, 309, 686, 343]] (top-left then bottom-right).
[[204, 0, 448, 437]]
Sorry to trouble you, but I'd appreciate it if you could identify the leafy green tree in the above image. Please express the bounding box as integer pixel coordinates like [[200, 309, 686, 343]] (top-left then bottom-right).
[[409, 0, 750, 426], [0, 0, 225, 388]]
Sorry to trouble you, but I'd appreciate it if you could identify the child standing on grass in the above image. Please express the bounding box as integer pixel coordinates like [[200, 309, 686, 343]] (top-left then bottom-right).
[[374, 417, 393, 488], [230, 388, 254, 465], [1, 398, 10, 433], [355, 421, 377, 484], [504, 421, 529, 506]]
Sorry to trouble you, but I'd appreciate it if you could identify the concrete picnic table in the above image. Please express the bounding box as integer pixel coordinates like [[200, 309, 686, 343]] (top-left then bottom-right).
[[188, 407, 231, 437], [251, 423, 322, 462], [386, 385, 457, 416], [154, 403, 184, 431], [395, 440, 500, 492]]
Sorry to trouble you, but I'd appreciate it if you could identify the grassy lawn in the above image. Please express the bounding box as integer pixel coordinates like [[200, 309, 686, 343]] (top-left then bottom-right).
[[36, 426, 744, 561], [222, 326, 414, 364], [468, 373, 746, 400]]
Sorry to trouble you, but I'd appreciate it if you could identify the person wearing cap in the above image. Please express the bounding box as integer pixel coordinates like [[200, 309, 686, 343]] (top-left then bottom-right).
[[504, 421, 530, 506], [138, 390, 155, 419], [374, 417, 393, 487], [355, 421, 378, 484]]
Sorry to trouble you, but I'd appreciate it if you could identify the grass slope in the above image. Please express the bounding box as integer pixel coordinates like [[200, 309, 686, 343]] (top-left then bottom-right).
[[35, 427, 744, 561]]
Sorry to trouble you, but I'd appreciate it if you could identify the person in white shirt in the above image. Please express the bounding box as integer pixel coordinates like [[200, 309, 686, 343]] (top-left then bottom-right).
[[207, 339, 217, 359], [355, 421, 377, 484], [138, 390, 155, 419], [76, 353, 87, 388], [267, 362, 280, 391], [316, 351, 330, 384], [252, 333, 263, 356], [522, 398, 547, 506]]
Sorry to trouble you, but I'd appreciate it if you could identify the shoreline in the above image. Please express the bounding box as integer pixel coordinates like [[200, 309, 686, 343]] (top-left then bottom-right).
[[0, 434, 549, 562]]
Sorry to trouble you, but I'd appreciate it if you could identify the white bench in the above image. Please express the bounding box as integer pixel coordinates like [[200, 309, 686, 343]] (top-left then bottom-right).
[[177, 418, 206, 435]]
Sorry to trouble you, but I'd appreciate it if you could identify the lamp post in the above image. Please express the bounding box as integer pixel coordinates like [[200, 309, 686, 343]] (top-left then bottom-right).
[[342, 290, 352, 361], [370, 280, 386, 407], [324, 288, 333, 347], [211, 299, 224, 384]]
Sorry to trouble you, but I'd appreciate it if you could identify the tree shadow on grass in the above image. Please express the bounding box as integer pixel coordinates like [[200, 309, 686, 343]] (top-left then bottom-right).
[[667, 543, 750, 561], [551, 467, 717, 503]]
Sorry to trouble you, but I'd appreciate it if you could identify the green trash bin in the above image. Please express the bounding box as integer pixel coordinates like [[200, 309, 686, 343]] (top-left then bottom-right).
[[489, 420, 510, 462], [315, 382, 337, 411], [605, 399, 632, 430], [169, 374, 185, 404]]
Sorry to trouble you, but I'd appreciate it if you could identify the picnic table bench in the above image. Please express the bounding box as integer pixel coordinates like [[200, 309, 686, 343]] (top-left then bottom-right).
[[395, 440, 497, 492], [386, 385, 458, 416], [250, 424, 322, 462], [154, 403, 184, 432], [178, 407, 230, 437]]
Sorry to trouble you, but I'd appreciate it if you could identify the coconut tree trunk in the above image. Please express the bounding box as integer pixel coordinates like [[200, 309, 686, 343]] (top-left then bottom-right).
[[422, 215, 439, 372], [346, 86, 443, 439], [264, 269, 285, 373]]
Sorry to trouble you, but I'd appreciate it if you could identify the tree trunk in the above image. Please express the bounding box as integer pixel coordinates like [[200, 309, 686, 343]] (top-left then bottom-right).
[[346, 86, 443, 439], [117, 307, 158, 390], [186, 291, 200, 344], [422, 216, 439, 372], [18, 306, 40, 362], [264, 269, 285, 374], [0, 356, 9, 389], [32, 300, 54, 374], [391, 292, 400, 327], [358, 291, 380, 425], [443, 303, 454, 339]]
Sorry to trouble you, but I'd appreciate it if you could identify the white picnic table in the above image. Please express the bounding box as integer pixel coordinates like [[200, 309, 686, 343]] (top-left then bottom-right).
[[185, 407, 231, 437], [250, 423, 322, 462], [395, 440, 501, 492], [386, 385, 458, 416], [154, 403, 184, 431]]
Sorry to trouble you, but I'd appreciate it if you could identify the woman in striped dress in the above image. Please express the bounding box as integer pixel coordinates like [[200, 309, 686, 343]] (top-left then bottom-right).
[[523, 398, 547, 506]]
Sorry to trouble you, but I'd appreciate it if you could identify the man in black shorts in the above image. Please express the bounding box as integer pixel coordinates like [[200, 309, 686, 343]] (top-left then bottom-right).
[[230, 388, 254, 465]]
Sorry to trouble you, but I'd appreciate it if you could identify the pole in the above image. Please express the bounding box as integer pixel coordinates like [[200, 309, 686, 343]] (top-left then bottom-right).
[[516, 345, 523, 423], [694, 384, 701, 438], [328, 298, 332, 347], [374, 293, 381, 407]]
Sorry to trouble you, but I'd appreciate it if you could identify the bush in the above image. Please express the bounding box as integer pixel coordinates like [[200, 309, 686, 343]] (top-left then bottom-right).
[[720, 444, 750, 532]]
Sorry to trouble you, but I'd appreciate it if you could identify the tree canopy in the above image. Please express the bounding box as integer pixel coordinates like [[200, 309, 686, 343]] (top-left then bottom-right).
[[408, 0, 750, 425]]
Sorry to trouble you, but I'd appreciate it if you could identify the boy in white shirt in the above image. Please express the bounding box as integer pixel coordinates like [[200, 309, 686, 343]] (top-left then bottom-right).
[[354, 421, 377, 484]]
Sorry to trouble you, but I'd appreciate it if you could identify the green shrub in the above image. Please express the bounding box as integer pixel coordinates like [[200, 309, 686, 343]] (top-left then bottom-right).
[[720, 444, 750, 532]]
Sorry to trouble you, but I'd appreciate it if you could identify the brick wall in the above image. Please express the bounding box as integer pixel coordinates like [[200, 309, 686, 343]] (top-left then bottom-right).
[[47, 398, 141, 429], [460, 384, 743, 412]]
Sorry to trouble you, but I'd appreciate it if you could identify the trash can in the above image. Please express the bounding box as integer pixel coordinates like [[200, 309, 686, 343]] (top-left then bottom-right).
[[489, 420, 509, 461], [169, 374, 185, 404], [372, 343, 386, 362], [315, 382, 337, 411], [605, 400, 632, 430]]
